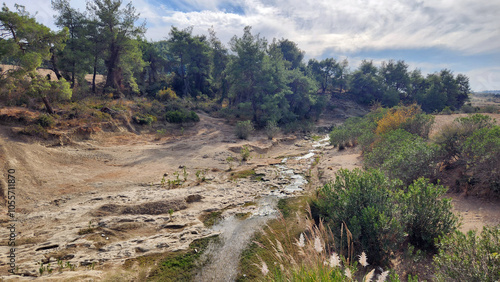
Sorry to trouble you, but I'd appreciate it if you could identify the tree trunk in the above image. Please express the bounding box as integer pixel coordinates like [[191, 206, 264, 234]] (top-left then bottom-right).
[[104, 42, 122, 98], [50, 53, 63, 81], [71, 61, 76, 88], [180, 54, 190, 97], [92, 52, 98, 94], [42, 96, 54, 114]]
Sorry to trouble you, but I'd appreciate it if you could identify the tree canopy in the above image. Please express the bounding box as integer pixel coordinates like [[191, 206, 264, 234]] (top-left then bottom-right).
[[0, 1, 471, 118]]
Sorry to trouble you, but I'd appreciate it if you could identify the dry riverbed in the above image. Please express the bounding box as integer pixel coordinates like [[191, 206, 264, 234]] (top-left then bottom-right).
[[0, 112, 498, 280]]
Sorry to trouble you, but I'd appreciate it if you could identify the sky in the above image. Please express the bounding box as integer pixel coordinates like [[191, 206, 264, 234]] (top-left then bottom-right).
[[3, 0, 500, 91]]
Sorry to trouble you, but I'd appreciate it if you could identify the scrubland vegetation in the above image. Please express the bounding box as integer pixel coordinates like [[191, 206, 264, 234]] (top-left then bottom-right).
[[239, 106, 499, 281], [1, 1, 499, 281]]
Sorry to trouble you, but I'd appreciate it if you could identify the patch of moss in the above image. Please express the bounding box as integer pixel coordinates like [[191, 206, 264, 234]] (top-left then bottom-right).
[[311, 135, 322, 141], [242, 201, 256, 207], [147, 235, 218, 282], [230, 169, 256, 179], [200, 211, 223, 227], [312, 156, 321, 167], [77, 227, 96, 235], [234, 212, 252, 220]]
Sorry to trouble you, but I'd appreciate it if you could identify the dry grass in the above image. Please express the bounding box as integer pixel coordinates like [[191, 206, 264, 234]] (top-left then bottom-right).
[[0, 64, 58, 80], [247, 207, 389, 281], [430, 113, 500, 138]]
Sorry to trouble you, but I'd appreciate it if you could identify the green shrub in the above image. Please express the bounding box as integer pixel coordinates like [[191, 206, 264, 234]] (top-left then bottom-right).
[[165, 110, 183, 123], [363, 129, 413, 165], [461, 103, 477, 113], [155, 87, 178, 101], [434, 226, 500, 282], [381, 137, 439, 185], [462, 126, 500, 192], [312, 169, 459, 266], [282, 120, 315, 134], [132, 113, 156, 125], [435, 114, 495, 164], [329, 117, 368, 149], [440, 106, 453, 115], [401, 113, 435, 139], [402, 178, 458, 250], [329, 125, 350, 149], [365, 129, 439, 185], [240, 145, 251, 161], [328, 108, 388, 153], [165, 110, 200, 123], [456, 113, 495, 130], [235, 120, 254, 139], [21, 124, 49, 138], [479, 105, 499, 114], [37, 114, 55, 128], [358, 131, 376, 153], [265, 120, 280, 139], [312, 169, 404, 266]]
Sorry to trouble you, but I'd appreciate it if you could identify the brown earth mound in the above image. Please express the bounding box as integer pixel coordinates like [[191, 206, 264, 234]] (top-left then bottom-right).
[[95, 199, 187, 216]]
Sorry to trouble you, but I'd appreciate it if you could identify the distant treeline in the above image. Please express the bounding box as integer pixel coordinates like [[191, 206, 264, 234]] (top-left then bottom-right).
[[475, 91, 500, 95], [1, 0, 470, 125]]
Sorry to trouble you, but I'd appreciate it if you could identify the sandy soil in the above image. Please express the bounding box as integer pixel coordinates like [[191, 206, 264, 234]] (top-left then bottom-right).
[[0, 110, 498, 280], [0, 111, 356, 280], [431, 113, 500, 232]]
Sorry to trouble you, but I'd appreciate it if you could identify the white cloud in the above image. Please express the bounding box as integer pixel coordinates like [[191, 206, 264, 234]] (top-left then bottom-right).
[[142, 0, 500, 57], [5, 0, 497, 56], [465, 67, 500, 92], [2, 0, 57, 29], [2, 0, 499, 90]]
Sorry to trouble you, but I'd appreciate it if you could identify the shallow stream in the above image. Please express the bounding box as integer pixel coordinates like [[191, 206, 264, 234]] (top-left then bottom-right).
[[195, 135, 329, 281]]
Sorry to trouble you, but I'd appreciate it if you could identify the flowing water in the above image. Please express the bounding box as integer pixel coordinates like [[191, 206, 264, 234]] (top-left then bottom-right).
[[195, 136, 329, 281], [194, 196, 278, 281]]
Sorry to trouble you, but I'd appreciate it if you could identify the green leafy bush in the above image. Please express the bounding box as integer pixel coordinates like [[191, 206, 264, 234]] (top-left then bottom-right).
[[313, 169, 457, 266], [240, 145, 251, 161], [164, 110, 200, 123], [434, 226, 500, 282], [365, 129, 439, 185], [328, 107, 388, 153], [435, 113, 495, 165], [402, 178, 458, 250], [479, 105, 499, 114], [21, 124, 49, 138], [329, 117, 370, 149], [462, 126, 500, 192], [456, 113, 495, 130], [155, 87, 178, 101], [329, 125, 350, 149], [440, 106, 453, 115], [400, 113, 435, 139], [312, 169, 404, 266], [235, 120, 254, 139], [460, 104, 477, 113], [132, 113, 156, 125], [265, 120, 280, 139], [37, 114, 55, 128]]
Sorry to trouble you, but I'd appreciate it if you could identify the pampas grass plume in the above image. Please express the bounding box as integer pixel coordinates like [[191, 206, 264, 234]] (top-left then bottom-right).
[[359, 251, 369, 267], [314, 236, 323, 253]]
